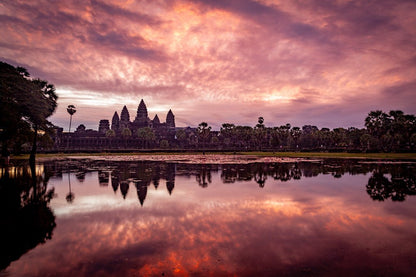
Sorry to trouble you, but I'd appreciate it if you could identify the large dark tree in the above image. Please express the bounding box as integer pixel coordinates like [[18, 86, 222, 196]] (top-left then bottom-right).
[[0, 61, 57, 161]]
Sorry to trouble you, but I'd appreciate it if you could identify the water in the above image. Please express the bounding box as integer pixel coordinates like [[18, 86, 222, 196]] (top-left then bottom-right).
[[1, 156, 416, 276]]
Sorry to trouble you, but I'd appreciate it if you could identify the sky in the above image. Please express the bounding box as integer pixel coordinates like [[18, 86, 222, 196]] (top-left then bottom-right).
[[1, 0, 415, 130]]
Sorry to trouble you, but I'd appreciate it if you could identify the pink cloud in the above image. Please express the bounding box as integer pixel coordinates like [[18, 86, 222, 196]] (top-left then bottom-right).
[[1, 0, 415, 129]]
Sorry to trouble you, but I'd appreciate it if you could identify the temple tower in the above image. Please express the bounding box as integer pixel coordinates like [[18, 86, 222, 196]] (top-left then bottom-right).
[[133, 99, 150, 128], [120, 106, 130, 129], [111, 112, 120, 131], [166, 109, 175, 128], [135, 99, 148, 121], [99, 119, 110, 134], [153, 114, 160, 126]]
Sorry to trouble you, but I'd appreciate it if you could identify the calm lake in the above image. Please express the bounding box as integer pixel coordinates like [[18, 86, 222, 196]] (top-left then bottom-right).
[[1, 155, 416, 276]]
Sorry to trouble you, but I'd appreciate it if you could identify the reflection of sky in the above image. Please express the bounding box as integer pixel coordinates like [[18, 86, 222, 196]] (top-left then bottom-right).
[[6, 169, 416, 276]]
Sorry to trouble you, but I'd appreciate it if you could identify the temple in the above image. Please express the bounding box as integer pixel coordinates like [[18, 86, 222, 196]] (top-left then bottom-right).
[[107, 99, 176, 135], [53, 99, 194, 150]]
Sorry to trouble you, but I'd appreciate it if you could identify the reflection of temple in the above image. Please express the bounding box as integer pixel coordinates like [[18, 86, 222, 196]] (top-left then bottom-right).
[[25, 159, 416, 207], [107, 161, 177, 205], [166, 164, 176, 195]]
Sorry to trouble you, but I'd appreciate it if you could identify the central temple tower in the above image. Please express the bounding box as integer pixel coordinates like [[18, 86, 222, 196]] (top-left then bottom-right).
[[133, 99, 150, 128], [136, 99, 148, 120]]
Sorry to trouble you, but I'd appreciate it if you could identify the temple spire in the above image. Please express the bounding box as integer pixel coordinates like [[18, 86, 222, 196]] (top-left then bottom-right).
[[153, 114, 160, 125], [120, 106, 130, 122], [136, 99, 148, 120], [120, 106, 130, 130], [166, 109, 175, 128], [111, 111, 120, 130]]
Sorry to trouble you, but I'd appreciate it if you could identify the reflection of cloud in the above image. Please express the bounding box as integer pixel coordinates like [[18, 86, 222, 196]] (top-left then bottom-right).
[[8, 193, 416, 276], [1, 0, 415, 129]]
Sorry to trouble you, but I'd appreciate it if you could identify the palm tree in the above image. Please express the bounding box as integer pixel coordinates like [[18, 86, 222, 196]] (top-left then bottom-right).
[[67, 105, 76, 132], [121, 128, 132, 148], [254, 117, 266, 150], [106, 129, 116, 148], [137, 127, 155, 149]]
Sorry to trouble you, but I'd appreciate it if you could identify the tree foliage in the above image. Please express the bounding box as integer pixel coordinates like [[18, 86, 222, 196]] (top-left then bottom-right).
[[0, 61, 58, 158]]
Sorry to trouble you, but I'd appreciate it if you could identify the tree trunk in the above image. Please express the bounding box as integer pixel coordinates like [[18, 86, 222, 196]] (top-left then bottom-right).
[[202, 139, 205, 155], [1, 139, 11, 166], [29, 124, 38, 164]]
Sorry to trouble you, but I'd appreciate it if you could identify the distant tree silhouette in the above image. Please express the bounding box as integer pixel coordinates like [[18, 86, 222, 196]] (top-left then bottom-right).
[[197, 122, 211, 154], [137, 127, 155, 149], [254, 117, 266, 150], [66, 105, 76, 132], [160, 139, 169, 149], [106, 129, 116, 148], [175, 129, 187, 148], [121, 128, 132, 148]]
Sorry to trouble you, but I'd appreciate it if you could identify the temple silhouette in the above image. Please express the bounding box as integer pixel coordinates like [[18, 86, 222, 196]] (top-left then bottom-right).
[[53, 99, 194, 150], [107, 99, 175, 134]]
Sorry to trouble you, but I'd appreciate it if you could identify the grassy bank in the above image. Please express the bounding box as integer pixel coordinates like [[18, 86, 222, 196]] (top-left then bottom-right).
[[10, 151, 416, 160], [237, 152, 416, 160]]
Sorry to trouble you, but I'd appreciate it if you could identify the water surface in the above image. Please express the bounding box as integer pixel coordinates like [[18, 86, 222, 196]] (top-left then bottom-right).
[[1, 157, 415, 276]]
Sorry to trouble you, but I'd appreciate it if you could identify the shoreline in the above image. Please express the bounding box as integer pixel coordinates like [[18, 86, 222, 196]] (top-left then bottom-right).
[[9, 151, 416, 161]]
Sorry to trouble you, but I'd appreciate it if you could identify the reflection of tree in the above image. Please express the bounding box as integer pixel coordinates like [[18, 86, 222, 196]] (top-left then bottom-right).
[[253, 164, 267, 188], [66, 172, 74, 203], [29, 158, 416, 207], [271, 164, 293, 182], [196, 165, 212, 188], [221, 165, 238, 183], [0, 162, 56, 270], [292, 163, 301, 180], [366, 166, 416, 201]]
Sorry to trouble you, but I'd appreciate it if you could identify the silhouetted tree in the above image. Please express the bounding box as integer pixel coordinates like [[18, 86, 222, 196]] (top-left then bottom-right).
[[254, 117, 266, 150], [175, 129, 188, 148], [197, 122, 211, 154], [137, 127, 155, 149], [0, 62, 58, 162], [121, 128, 132, 148], [66, 105, 76, 132]]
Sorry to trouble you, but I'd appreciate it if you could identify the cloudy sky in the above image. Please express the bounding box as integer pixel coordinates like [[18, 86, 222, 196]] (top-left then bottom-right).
[[1, 0, 415, 130]]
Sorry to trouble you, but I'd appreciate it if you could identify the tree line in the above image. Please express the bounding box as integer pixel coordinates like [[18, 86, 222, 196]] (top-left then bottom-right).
[[189, 110, 415, 152]]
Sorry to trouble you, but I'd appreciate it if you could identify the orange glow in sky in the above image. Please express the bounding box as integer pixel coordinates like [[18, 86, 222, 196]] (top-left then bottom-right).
[[1, 0, 415, 129]]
